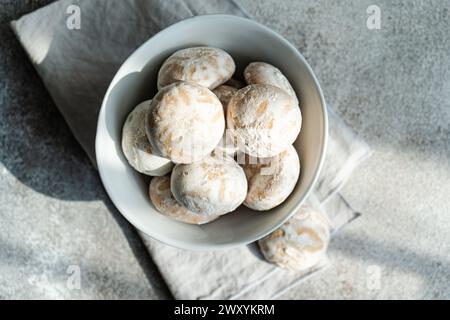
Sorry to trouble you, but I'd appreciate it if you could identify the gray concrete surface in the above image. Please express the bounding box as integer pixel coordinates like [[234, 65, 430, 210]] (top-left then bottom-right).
[[1, 0, 449, 299], [0, 0, 171, 299], [237, 0, 450, 299]]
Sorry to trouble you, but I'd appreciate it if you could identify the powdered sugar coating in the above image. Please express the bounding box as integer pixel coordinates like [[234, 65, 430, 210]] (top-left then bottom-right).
[[212, 131, 238, 160], [242, 145, 300, 211], [244, 62, 299, 104], [171, 157, 247, 215], [121, 100, 173, 176], [258, 206, 330, 271], [213, 84, 238, 109], [212, 85, 239, 158], [146, 82, 225, 164], [157, 46, 235, 90], [149, 176, 218, 225], [227, 84, 302, 158]]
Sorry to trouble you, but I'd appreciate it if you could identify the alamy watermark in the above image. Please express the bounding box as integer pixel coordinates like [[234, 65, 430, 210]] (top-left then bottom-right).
[[366, 264, 382, 291], [66, 5, 81, 30], [366, 5, 381, 30], [66, 265, 81, 290]]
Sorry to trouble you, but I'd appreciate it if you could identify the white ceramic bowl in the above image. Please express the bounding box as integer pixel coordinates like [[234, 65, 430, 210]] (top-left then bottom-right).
[[95, 15, 328, 251]]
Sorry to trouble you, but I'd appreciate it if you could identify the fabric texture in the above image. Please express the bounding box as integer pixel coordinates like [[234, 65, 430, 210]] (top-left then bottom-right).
[[12, 0, 371, 299]]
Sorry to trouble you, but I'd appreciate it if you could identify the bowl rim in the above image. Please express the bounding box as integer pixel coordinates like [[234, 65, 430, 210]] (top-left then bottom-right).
[[95, 14, 328, 251]]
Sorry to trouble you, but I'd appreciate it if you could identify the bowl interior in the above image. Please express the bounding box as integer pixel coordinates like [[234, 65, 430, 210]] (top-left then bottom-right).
[[96, 15, 327, 250]]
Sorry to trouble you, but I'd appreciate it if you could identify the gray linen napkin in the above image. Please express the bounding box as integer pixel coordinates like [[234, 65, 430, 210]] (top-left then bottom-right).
[[12, 0, 371, 299]]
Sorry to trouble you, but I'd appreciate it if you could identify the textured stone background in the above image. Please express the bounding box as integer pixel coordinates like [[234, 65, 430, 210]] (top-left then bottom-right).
[[0, 0, 171, 299], [1, 0, 449, 299]]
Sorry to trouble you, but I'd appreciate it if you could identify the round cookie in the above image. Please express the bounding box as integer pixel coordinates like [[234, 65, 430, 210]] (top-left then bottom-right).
[[146, 82, 225, 164], [121, 100, 173, 176], [149, 176, 218, 225], [212, 132, 238, 160], [241, 145, 300, 211], [258, 206, 330, 271], [213, 84, 238, 109], [227, 84, 302, 158], [157, 46, 235, 90], [171, 157, 247, 215], [244, 62, 299, 104]]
